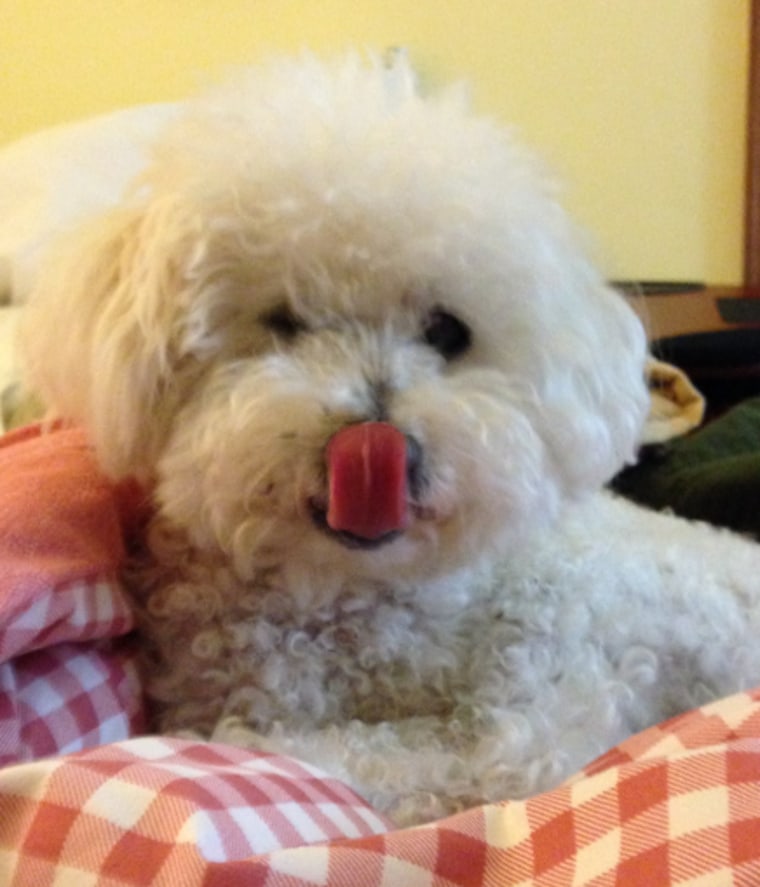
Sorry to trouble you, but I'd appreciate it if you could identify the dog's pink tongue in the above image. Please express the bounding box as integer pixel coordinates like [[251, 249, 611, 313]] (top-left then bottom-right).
[[326, 422, 409, 540]]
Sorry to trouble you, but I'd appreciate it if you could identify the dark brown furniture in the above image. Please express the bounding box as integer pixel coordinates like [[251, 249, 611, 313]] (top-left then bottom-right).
[[627, 285, 760, 412]]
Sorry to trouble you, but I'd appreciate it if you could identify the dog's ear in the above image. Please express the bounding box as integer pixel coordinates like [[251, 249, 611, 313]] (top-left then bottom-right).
[[530, 270, 650, 497], [21, 199, 193, 481]]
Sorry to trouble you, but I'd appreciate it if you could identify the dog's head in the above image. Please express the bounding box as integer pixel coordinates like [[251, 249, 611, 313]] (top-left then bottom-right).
[[23, 54, 649, 585]]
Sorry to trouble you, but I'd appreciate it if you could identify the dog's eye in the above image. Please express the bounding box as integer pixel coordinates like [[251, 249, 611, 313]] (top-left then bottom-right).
[[262, 306, 305, 339], [423, 310, 471, 360]]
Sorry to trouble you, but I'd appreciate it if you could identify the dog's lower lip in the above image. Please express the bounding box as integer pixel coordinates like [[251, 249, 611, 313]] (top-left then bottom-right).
[[309, 500, 403, 550]]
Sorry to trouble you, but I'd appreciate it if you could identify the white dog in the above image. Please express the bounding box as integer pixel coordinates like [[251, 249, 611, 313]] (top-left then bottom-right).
[[21, 54, 760, 825]]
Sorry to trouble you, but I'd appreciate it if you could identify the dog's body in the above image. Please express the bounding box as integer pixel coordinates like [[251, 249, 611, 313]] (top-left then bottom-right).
[[21, 54, 760, 824], [129, 492, 760, 824]]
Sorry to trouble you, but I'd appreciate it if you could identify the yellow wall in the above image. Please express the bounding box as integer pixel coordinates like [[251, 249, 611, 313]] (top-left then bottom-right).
[[0, 0, 749, 282]]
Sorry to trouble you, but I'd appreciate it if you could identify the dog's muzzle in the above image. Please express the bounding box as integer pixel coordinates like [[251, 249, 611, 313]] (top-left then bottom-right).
[[311, 422, 422, 550]]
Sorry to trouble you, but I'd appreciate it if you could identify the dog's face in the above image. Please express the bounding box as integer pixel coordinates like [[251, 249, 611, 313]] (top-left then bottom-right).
[[24, 55, 649, 586]]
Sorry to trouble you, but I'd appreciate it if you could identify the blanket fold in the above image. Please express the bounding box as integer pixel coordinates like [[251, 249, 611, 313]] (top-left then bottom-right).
[[2, 691, 760, 885], [0, 424, 144, 764]]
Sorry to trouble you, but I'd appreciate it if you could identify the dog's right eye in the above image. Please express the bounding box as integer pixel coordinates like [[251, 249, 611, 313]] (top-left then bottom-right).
[[262, 306, 305, 339], [423, 309, 472, 360]]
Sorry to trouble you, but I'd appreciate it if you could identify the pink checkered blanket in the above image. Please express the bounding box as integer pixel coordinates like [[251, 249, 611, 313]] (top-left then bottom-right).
[[0, 424, 143, 764], [1, 424, 760, 885]]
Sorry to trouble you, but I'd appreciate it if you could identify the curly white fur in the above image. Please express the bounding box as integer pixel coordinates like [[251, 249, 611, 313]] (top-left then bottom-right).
[[21, 53, 760, 825]]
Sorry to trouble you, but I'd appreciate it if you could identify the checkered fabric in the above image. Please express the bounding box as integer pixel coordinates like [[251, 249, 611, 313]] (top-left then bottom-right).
[[0, 423, 144, 765], [0, 738, 392, 886], [1, 690, 759, 886], [0, 636, 143, 765]]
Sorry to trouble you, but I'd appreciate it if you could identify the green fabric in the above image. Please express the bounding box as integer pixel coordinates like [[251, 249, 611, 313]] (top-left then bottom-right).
[[612, 397, 760, 537]]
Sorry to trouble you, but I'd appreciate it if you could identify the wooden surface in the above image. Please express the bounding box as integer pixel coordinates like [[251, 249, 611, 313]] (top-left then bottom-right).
[[747, 1, 760, 285], [625, 286, 760, 342], [626, 285, 760, 410]]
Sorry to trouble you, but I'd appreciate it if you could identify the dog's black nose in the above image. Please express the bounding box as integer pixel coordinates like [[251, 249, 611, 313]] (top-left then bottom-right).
[[405, 434, 424, 498]]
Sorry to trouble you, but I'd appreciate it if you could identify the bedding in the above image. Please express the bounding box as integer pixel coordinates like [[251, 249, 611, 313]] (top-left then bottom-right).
[[1, 422, 760, 885], [613, 396, 760, 538], [0, 424, 143, 765], [1, 697, 760, 886]]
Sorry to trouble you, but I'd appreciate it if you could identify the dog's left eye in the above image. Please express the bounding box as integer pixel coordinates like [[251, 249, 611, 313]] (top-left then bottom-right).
[[423, 310, 471, 360], [261, 306, 305, 339]]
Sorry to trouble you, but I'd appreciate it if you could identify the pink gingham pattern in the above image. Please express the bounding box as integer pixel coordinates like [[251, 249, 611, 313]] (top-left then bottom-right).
[[2, 690, 760, 886], [0, 424, 144, 765], [0, 738, 392, 886], [0, 573, 133, 666], [0, 637, 143, 765]]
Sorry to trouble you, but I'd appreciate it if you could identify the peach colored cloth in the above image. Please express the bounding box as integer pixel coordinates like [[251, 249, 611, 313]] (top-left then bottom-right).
[[0, 424, 144, 763]]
